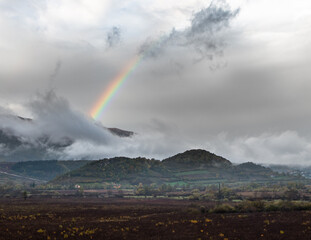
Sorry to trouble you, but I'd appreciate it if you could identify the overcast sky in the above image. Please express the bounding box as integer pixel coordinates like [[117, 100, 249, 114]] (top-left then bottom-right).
[[1, 0, 311, 164]]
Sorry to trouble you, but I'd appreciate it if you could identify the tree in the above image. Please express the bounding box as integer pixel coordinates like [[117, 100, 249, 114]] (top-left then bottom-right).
[[284, 189, 300, 200]]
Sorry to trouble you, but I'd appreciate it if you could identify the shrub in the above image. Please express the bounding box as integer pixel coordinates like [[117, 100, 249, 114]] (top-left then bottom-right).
[[189, 193, 201, 200], [187, 207, 201, 215], [264, 200, 295, 211], [200, 206, 207, 214], [264, 202, 280, 212], [236, 200, 264, 212], [211, 204, 235, 213]]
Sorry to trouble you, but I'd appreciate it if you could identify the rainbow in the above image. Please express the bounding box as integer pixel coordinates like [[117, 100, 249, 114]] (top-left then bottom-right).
[[90, 54, 143, 120]]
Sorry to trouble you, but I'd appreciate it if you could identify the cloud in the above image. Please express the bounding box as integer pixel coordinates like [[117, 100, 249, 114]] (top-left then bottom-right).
[[139, 1, 239, 60], [1, 0, 311, 166], [1, 91, 311, 165], [49, 60, 62, 87], [61, 128, 189, 160], [27, 91, 115, 145], [206, 131, 311, 165], [0, 106, 13, 116], [185, 1, 239, 58], [0, 91, 191, 161], [0, 91, 121, 160], [106, 26, 121, 48]]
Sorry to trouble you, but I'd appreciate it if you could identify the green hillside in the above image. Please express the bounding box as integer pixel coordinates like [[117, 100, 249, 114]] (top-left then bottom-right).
[[52, 149, 299, 186], [1, 160, 89, 181], [162, 149, 232, 169], [54, 157, 173, 185]]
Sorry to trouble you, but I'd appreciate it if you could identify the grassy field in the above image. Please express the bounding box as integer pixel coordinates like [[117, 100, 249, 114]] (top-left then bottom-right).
[[1, 198, 311, 239]]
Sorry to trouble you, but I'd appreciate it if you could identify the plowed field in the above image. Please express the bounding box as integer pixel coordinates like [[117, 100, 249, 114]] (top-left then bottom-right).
[[1, 198, 310, 239]]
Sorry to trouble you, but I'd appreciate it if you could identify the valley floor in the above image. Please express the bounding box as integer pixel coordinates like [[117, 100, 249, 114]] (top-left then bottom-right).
[[0, 198, 310, 240]]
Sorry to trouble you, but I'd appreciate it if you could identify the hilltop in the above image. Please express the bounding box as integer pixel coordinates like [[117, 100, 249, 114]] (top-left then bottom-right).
[[162, 149, 232, 169]]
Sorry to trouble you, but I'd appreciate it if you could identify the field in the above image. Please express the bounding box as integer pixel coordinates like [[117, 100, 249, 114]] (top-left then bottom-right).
[[1, 198, 311, 240]]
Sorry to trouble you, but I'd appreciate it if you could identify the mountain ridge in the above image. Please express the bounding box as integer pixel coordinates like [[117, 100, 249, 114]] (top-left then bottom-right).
[[51, 149, 297, 186]]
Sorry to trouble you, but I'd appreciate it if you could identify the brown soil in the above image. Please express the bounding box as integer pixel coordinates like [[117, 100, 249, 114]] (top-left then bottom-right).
[[0, 198, 310, 240]]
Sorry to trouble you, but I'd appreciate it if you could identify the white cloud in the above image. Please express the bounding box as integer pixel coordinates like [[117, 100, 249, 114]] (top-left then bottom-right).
[[36, 0, 110, 32], [207, 131, 311, 165]]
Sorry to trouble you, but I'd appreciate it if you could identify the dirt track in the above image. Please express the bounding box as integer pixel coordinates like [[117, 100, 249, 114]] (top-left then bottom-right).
[[0, 198, 310, 239]]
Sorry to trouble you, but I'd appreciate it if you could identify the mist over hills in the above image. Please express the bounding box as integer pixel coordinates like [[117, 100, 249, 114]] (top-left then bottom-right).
[[2, 91, 310, 165], [0, 114, 133, 162], [0, 149, 305, 187]]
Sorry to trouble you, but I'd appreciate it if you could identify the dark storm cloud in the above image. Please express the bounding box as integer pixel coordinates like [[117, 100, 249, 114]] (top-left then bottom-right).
[[139, 1, 239, 60], [189, 2, 239, 36], [186, 1, 239, 57], [106, 26, 121, 48]]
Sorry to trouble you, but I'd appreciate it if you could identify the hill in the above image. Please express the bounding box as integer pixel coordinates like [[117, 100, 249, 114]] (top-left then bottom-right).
[[0, 160, 89, 181], [107, 128, 134, 137], [54, 157, 172, 185], [162, 149, 232, 169], [52, 149, 297, 187]]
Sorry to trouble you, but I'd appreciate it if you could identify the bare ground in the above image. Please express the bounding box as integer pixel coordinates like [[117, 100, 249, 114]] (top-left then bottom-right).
[[0, 198, 311, 240]]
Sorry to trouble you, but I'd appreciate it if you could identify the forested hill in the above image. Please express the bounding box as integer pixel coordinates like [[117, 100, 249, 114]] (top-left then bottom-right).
[[0, 160, 89, 181], [1, 149, 303, 186], [52, 149, 300, 186], [162, 149, 232, 169]]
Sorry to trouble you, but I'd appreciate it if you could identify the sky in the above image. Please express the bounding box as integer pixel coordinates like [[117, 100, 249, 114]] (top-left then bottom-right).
[[1, 0, 311, 164]]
